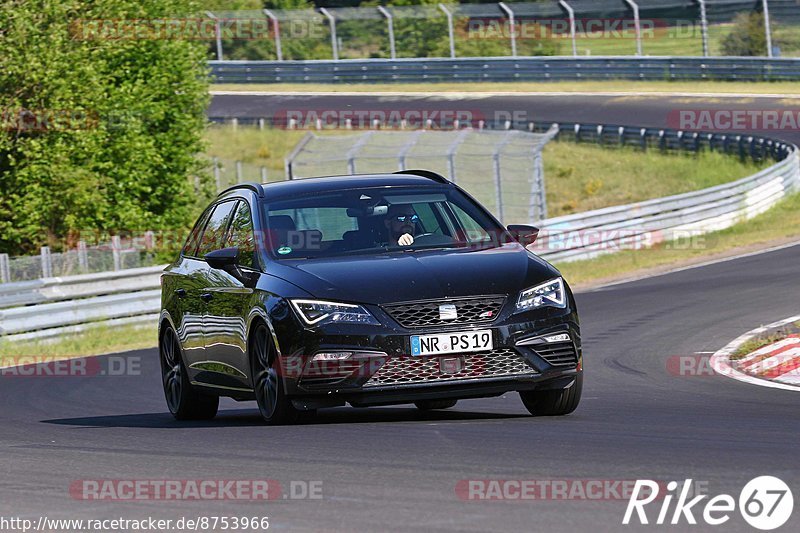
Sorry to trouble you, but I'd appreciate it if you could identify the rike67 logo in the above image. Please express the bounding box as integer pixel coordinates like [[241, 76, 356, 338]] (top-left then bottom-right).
[[623, 477, 793, 530]]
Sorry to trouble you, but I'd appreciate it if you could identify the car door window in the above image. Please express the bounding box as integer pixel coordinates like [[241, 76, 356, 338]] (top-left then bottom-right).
[[413, 202, 453, 237], [196, 201, 237, 258], [225, 201, 257, 268], [182, 208, 212, 258], [449, 203, 492, 243]]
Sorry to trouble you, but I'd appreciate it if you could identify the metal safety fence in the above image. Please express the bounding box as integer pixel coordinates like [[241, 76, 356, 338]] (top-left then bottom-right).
[[283, 127, 559, 224], [203, 0, 800, 61], [0, 235, 159, 285], [209, 56, 800, 84]]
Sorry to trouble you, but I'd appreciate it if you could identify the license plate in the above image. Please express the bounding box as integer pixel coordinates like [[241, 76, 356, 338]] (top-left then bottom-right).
[[410, 330, 493, 356]]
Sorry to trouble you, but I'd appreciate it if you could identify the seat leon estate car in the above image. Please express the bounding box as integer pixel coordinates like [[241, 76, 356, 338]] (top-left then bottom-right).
[[159, 170, 582, 424]]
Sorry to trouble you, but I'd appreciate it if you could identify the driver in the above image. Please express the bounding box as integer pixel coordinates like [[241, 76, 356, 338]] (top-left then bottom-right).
[[384, 204, 419, 246]]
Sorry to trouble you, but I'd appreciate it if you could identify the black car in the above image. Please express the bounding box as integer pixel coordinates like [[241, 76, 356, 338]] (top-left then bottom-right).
[[159, 170, 582, 424]]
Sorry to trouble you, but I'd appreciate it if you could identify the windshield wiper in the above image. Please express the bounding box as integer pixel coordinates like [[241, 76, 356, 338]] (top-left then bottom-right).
[[400, 242, 469, 252], [324, 246, 391, 258]]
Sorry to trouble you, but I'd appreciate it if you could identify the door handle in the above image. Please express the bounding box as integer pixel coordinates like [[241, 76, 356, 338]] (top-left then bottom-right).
[[174, 288, 187, 298], [200, 293, 213, 302]]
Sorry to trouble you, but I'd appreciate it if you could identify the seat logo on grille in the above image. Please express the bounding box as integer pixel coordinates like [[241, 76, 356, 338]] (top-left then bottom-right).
[[439, 304, 458, 320]]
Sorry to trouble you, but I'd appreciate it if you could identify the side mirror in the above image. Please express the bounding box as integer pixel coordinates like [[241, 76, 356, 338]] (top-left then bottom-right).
[[204, 247, 258, 288], [204, 247, 239, 271], [507, 225, 539, 247]]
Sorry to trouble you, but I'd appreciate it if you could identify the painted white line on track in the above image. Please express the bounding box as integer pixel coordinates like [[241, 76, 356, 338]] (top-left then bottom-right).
[[710, 315, 800, 392], [210, 90, 800, 99]]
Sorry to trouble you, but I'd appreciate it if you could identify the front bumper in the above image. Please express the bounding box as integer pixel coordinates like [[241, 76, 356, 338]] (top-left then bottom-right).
[[270, 300, 581, 407]]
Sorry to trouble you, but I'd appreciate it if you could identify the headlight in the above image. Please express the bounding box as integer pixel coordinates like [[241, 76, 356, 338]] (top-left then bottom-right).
[[516, 278, 566, 311], [289, 299, 380, 326]]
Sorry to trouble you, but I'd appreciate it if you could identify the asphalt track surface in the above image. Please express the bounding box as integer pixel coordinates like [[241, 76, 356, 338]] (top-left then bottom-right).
[[2, 243, 798, 532], [1, 93, 798, 532], [208, 92, 800, 145]]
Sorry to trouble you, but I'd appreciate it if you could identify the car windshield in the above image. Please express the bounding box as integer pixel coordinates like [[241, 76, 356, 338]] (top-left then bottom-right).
[[261, 187, 504, 260]]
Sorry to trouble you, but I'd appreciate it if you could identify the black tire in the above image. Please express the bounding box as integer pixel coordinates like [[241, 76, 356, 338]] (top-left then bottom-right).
[[250, 323, 299, 425], [414, 399, 458, 411], [519, 373, 582, 416], [160, 327, 219, 420]]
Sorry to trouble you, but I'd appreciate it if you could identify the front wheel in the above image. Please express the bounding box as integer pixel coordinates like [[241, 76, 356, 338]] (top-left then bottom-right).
[[160, 327, 219, 420], [519, 374, 582, 416], [251, 323, 298, 425]]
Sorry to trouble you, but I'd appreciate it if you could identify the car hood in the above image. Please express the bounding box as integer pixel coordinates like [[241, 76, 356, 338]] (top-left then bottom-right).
[[266, 244, 560, 305]]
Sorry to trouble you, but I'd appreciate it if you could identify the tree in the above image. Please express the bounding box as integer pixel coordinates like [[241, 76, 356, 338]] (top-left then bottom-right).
[[0, 0, 211, 255], [721, 11, 768, 57]]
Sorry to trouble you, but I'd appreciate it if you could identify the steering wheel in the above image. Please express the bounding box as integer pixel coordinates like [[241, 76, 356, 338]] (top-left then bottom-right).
[[412, 233, 454, 246]]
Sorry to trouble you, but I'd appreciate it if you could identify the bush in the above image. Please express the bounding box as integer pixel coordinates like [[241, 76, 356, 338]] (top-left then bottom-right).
[[0, 0, 212, 255], [721, 11, 768, 57]]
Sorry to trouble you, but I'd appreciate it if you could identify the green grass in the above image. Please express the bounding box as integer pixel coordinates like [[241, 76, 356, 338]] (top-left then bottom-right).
[[572, 22, 735, 57], [541, 142, 765, 217], [557, 192, 800, 287], [211, 80, 800, 95], [570, 26, 700, 57], [205, 125, 767, 218], [205, 125, 307, 177], [772, 23, 800, 58], [0, 325, 157, 364], [731, 322, 800, 361]]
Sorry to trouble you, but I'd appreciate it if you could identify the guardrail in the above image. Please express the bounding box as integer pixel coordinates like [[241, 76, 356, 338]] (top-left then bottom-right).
[[0, 266, 164, 309], [1, 121, 798, 342], [535, 149, 799, 263], [210, 57, 800, 84], [0, 266, 164, 342], [525, 121, 799, 262]]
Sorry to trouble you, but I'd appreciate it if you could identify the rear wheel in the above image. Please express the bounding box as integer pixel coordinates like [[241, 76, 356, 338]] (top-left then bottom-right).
[[414, 399, 458, 411], [251, 323, 298, 425], [160, 327, 219, 420], [519, 374, 582, 416]]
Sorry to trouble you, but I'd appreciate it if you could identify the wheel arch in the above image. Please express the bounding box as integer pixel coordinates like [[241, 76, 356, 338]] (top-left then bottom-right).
[[158, 310, 177, 343], [245, 306, 286, 388]]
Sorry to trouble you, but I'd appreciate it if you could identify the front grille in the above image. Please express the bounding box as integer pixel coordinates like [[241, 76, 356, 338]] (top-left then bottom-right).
[[382, 296, 506, 329], [532, 341, 578, 367], [363, 348, 535, 388]]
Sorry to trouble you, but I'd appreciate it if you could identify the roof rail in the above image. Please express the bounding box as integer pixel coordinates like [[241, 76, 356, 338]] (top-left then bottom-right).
[[393, 169, 450, 184], [217, 182, 264, 198]]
